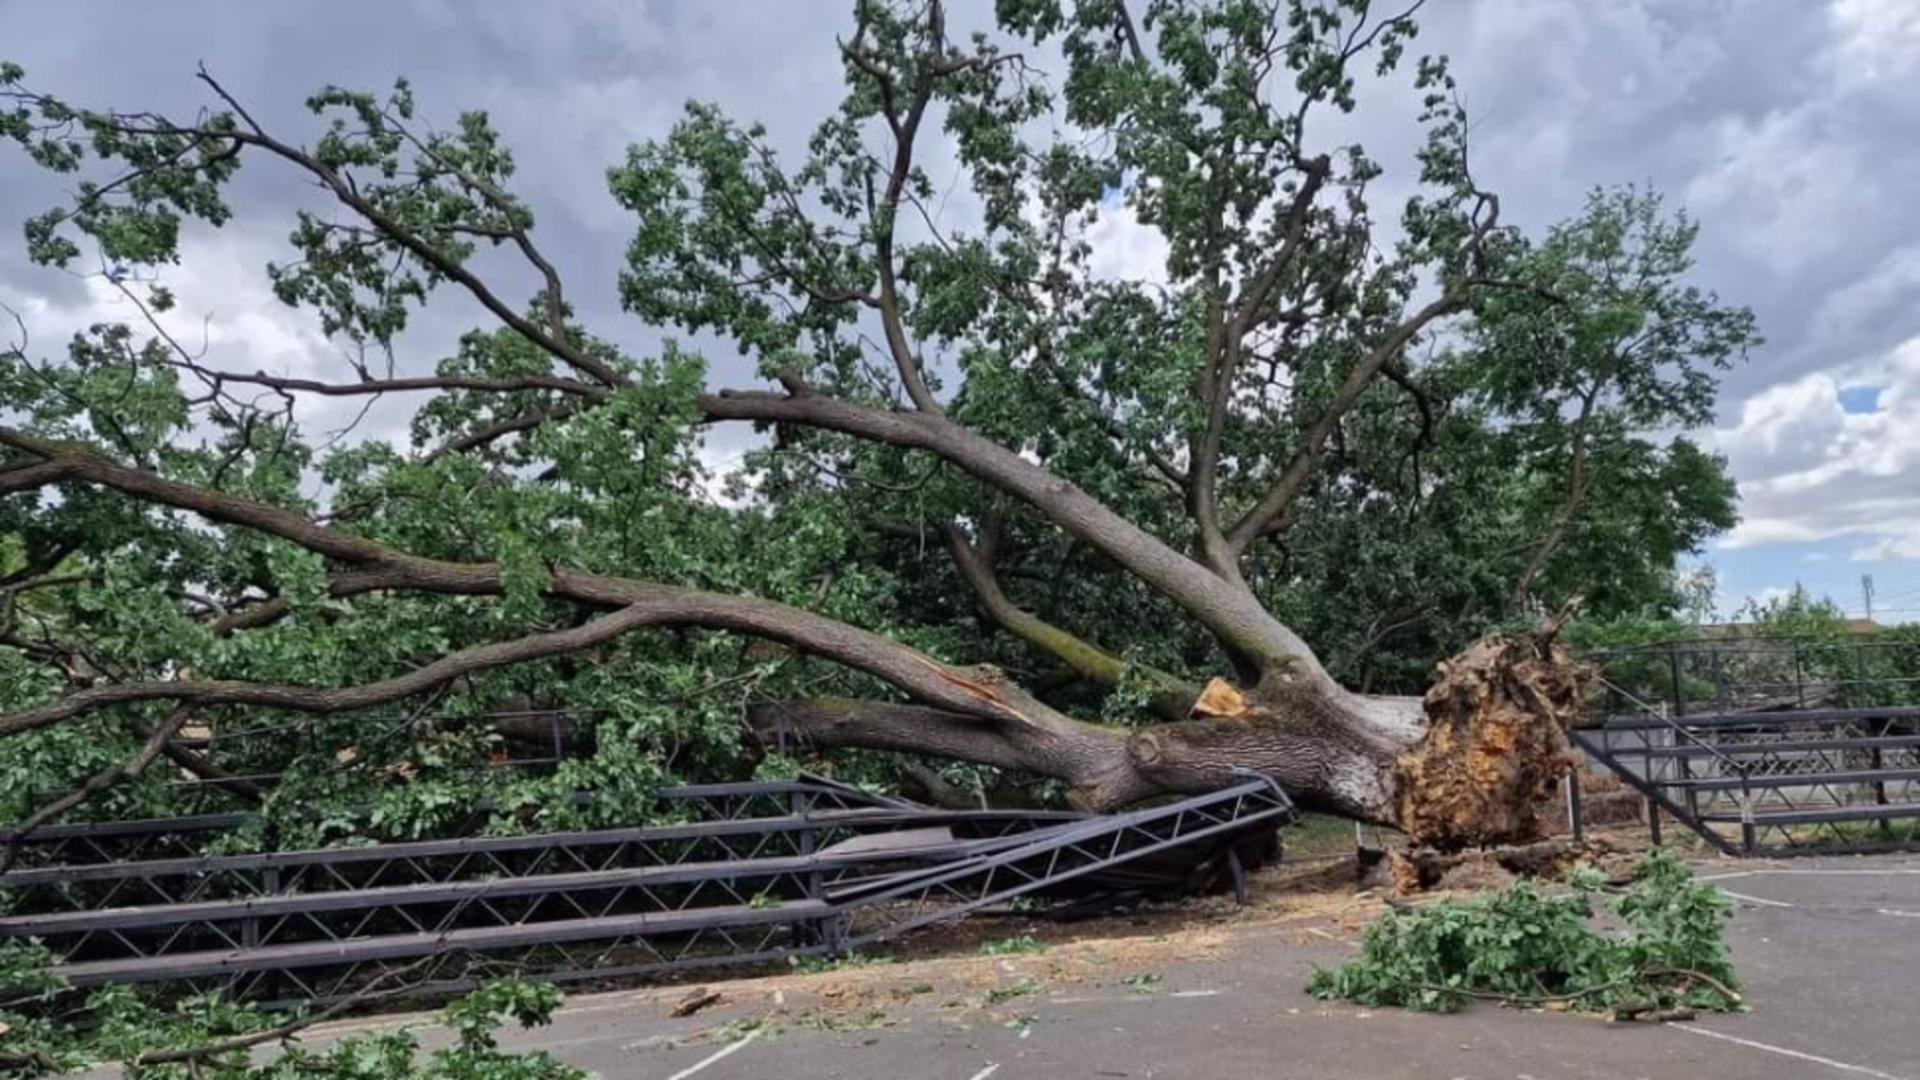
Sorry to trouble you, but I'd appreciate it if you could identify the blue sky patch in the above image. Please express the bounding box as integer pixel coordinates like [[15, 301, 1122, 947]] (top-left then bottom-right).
[[1838, 384, 1881, 415], [1710, 537, 1920, 624]]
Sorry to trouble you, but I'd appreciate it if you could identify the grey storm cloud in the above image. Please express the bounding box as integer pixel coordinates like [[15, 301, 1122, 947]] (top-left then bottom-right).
[[3, 0, 1919, 563]]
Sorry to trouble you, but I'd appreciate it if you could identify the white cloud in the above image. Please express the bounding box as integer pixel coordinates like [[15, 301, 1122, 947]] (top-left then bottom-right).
[[1717, 334, 1920, 556], [7, 223, 436, 450], [1812, 243, 1920, 345], [1828, 0, 1920, 91], [1852, 533, 1920, 562], [1684, 109, 1877, 274], [1083, 198, 1171, 287]]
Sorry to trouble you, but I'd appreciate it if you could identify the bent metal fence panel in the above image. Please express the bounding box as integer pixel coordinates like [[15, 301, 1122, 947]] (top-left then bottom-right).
[[0, 778, 1292, 1006], [0, 776, 913, 870]]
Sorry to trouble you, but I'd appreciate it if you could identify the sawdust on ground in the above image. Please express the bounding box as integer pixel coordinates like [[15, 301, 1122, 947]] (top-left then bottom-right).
[[304, 824, 1668, 1048]]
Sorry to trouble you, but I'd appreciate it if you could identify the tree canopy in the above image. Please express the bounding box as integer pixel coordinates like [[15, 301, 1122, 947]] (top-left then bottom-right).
[[0, 0, 1751, 846]]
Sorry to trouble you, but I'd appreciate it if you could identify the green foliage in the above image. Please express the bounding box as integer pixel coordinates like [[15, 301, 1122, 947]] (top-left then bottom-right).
[[0, 0, 1749, 837], [0, 6, 1765, 1072], [1307, 850, 1742, 1014], [1734, 585, 1853, 637], [0, 944, 580, 1080], [981, 979, 1042, 1005], [977, 934, 1045, 956]]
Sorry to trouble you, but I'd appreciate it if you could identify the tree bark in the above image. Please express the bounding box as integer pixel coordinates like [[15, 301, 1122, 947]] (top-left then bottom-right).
[[752, 627, 1590, 847]]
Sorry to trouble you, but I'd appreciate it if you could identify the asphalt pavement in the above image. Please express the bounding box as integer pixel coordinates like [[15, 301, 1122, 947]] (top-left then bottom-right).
[[257, 853, 1920, 1079]]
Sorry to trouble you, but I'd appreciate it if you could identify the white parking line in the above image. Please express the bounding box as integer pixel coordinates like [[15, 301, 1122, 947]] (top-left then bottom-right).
[[1670, 1025, 1911, 1080], [966, 1064, 1001, 1080], [1718, 888, 1795, 908], [1046, 989, 1224, 1006], [1708, 886, 1920, 919], [664, 1028, 761, 1079], [1699, 869, 1920, 881]]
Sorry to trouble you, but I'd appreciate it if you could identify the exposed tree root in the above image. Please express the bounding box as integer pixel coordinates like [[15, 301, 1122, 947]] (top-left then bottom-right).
[[1382, 836, 1623, 893], [1391, 619, 1593, 850]]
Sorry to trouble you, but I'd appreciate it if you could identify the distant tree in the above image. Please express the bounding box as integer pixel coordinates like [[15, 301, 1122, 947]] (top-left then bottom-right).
[[1464, 187, 1753, 611]]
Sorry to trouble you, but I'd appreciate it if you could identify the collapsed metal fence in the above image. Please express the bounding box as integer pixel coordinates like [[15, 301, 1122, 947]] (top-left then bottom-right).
[[0, 777, 1292, 1006]]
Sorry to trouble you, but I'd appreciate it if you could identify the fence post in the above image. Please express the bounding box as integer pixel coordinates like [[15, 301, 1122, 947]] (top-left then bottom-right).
[[1565, 771, 1585, 844], [1739, 773, 1757, 855], [1668, 643, 1686, 715], [1713, 647, 1728, 712], [1792, 641, 1805, 708], [1852, 641, 1867, 709], [1669, 646, 1700, 819]]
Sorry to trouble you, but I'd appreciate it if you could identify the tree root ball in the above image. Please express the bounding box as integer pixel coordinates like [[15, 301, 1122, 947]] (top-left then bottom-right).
[[1392, 629, 1593, 850], [1382, 837, 1622, 893]]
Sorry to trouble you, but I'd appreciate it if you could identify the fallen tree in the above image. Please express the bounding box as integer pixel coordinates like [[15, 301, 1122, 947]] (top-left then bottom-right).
[[0, 1, 1745, 850], [748, 621, 1588, 841]]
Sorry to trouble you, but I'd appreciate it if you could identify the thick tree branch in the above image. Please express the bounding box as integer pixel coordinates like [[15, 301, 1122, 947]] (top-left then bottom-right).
[[207, 568, 418, 634], [0, 430, 1102, 737], [1379, 357, 1435, 450], [698, 384, 1334, 683], [0, 606, 664, 737], [841, 5, 948, 414], [0, 706, 190, 870], [1511, 383, 1600, 608], [943, 520, 1197, 720], [1187, 141, 1329, 582], [1224, 289, 1466, 553], [748, 696, 1161, 809], [1229, 158, 1333, 336], [162, 740, 266, 802], [1, 428, 449, 570]]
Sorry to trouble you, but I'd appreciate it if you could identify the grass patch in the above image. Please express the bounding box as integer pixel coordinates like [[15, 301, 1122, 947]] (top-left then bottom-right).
[[1285, 813, 1383, 859], [982, 980, 1042, 1005], [978, 934, 1045, 956]]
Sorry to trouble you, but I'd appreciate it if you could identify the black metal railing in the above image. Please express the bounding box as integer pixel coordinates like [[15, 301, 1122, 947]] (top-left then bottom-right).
[[1574, 645, 1920, 854], [0, 775, 907, 869], [1587, 636, 1920, 716], [1573, 675, 1755, 853], [1, 778, 1293, 1007]]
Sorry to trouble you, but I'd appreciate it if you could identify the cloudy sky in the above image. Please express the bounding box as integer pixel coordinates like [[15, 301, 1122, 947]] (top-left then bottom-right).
[[3, 0, 1918, 620]]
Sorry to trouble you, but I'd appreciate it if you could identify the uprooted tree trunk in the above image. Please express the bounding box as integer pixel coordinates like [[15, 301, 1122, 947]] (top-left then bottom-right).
[[751, 625, 1591, 851]]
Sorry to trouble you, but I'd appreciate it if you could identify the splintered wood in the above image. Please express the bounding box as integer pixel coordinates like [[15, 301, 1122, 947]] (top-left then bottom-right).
[[1392, 629, 1592, 850]]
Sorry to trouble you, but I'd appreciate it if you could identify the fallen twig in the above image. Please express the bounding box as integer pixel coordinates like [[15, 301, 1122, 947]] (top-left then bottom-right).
[[130, 955, 437, 1066]]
